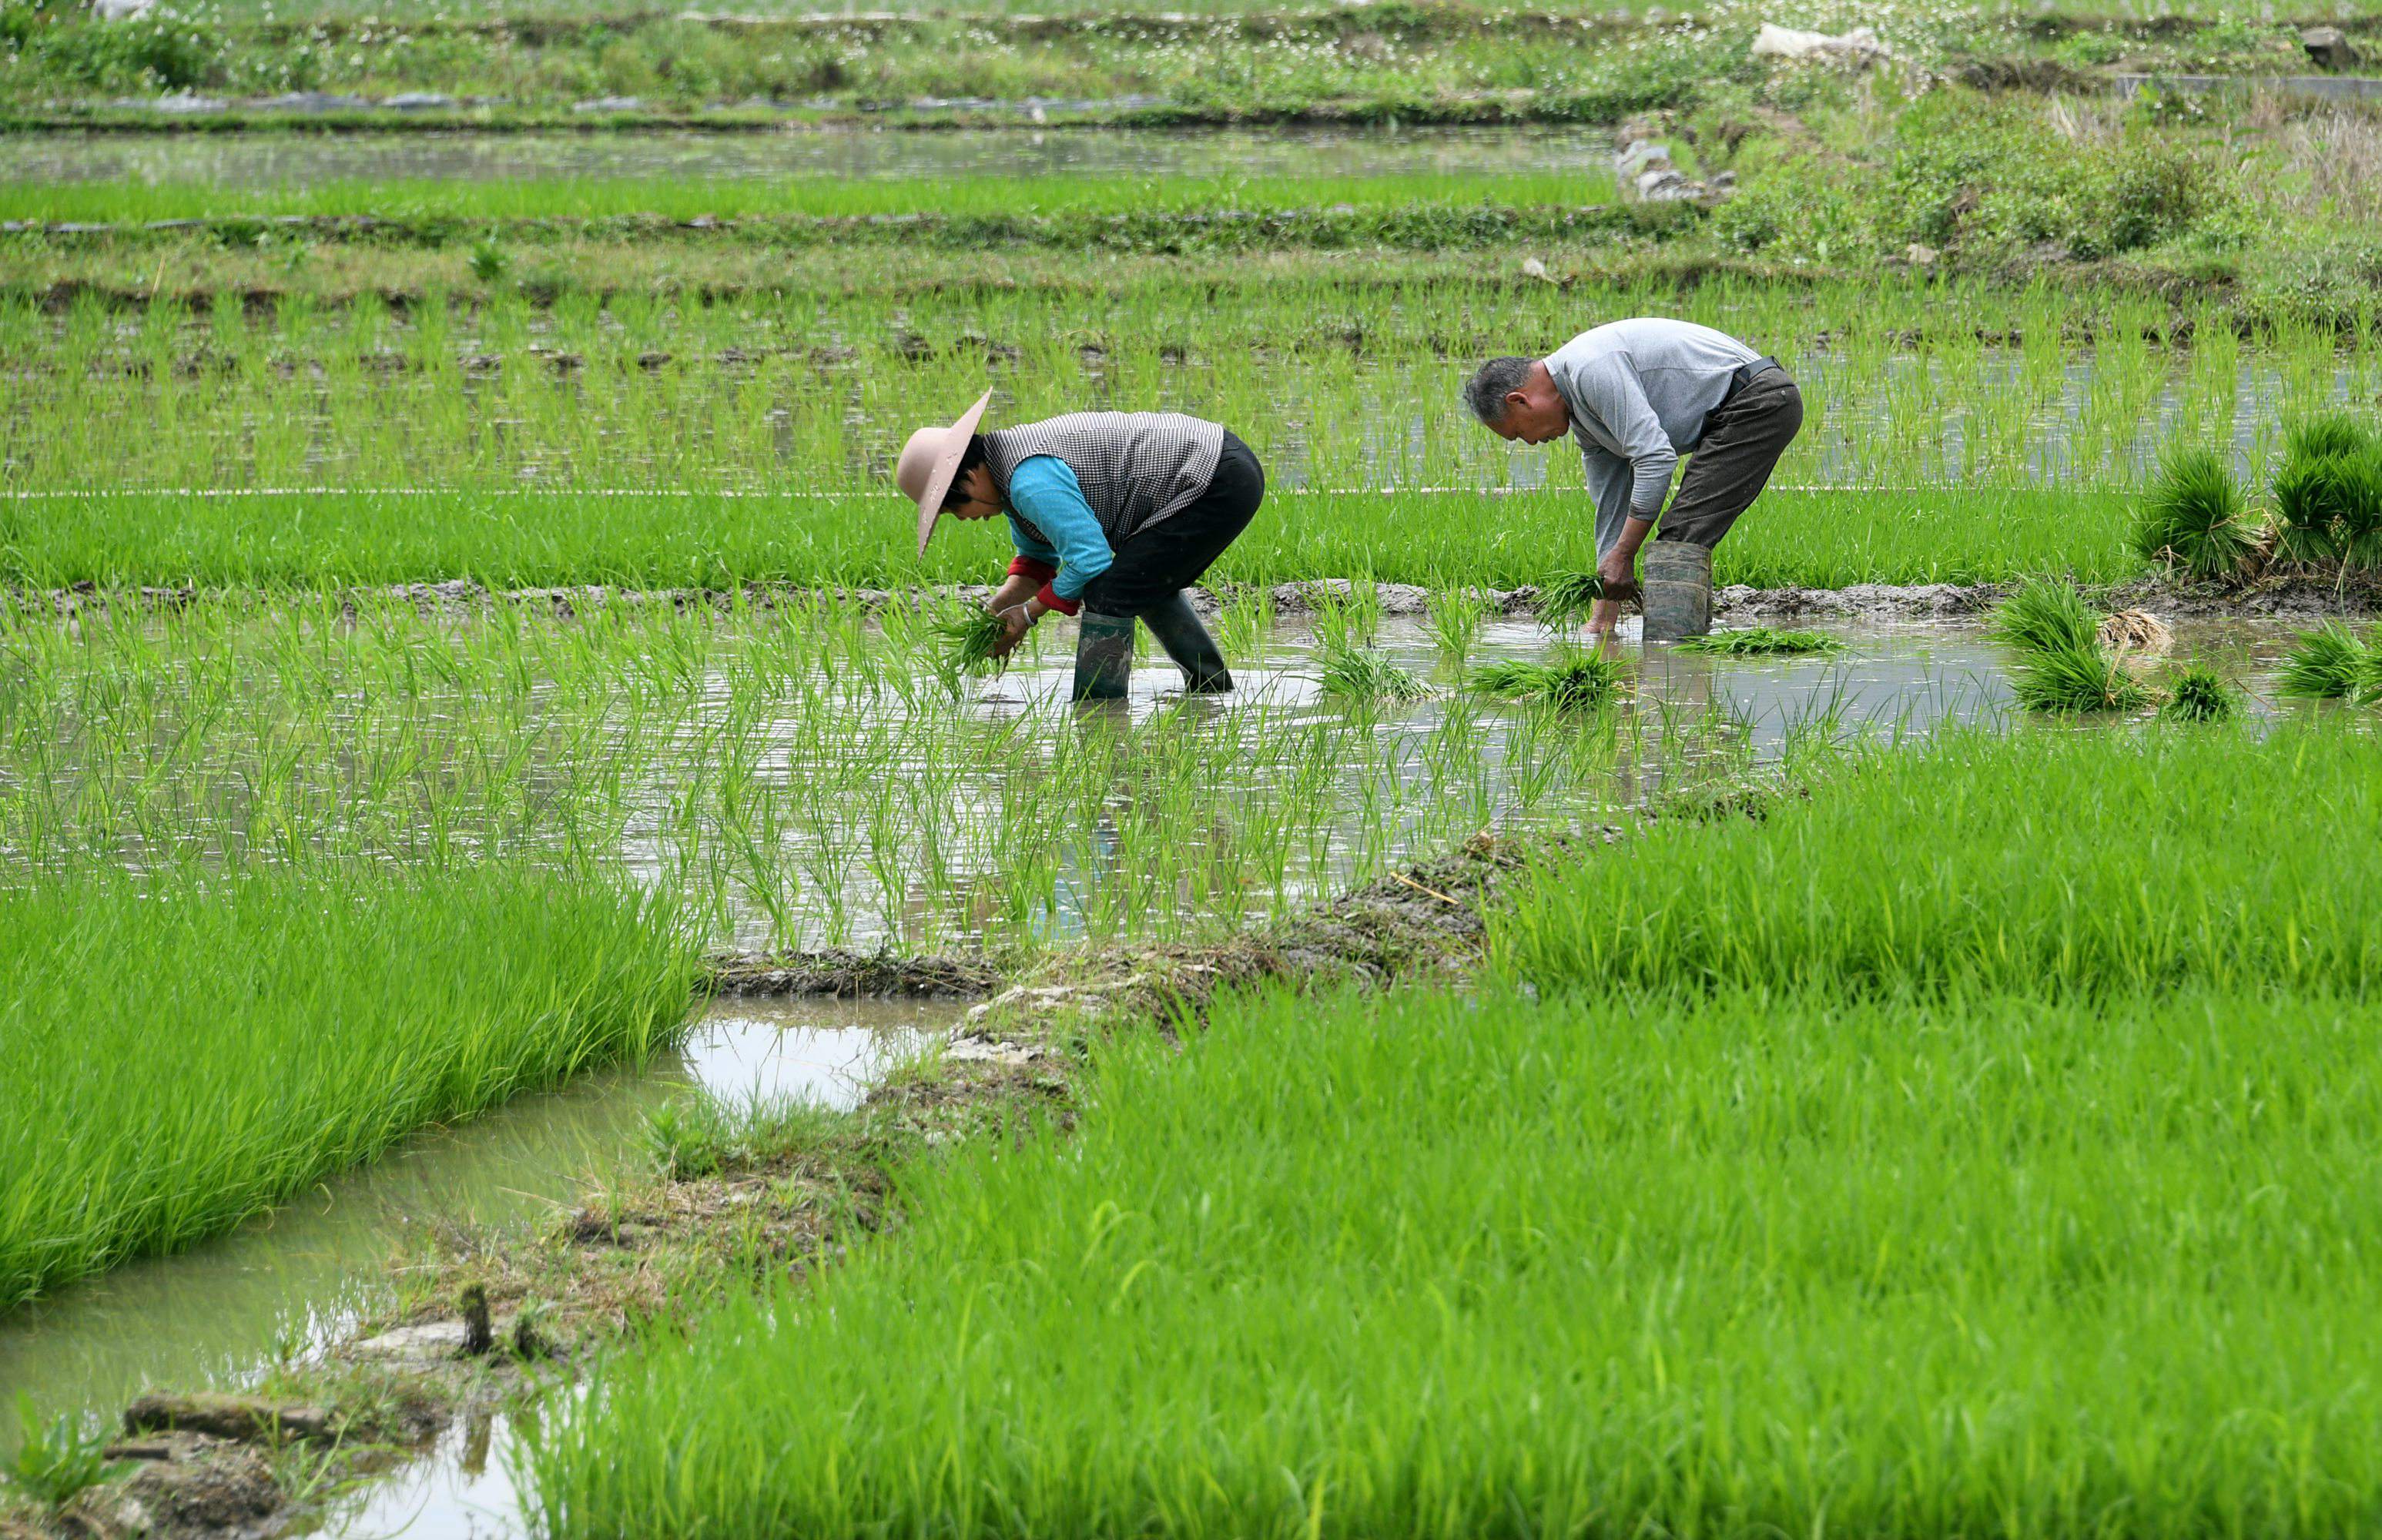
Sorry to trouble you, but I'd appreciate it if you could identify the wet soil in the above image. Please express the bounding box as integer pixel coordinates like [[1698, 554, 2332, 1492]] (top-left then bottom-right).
[[21, 572, 2381, 626]]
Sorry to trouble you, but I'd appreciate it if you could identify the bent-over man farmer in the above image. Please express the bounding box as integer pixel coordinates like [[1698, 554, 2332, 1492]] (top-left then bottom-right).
[[1465, 318, 1803, 641], [896, 391, 1265, 700]]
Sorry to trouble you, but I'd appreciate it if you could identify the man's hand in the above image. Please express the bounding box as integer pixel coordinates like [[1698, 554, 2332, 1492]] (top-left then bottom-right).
[[986, 602, 1040, 660], [1596, 546, 1640, 604]]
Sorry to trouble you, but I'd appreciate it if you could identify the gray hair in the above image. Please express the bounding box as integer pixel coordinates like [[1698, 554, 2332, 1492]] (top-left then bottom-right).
[[1464, 357, 1536, 426]]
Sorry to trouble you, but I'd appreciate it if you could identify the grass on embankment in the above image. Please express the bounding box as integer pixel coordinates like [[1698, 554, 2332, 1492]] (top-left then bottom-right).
[[522, 718, 2382, 1538], [0, 487, 2140, 591], [0, 862, 699, 1306]]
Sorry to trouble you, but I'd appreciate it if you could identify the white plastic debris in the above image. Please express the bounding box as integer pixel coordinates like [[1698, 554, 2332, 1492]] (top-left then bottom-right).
[[1750, 22, 1890, 63]]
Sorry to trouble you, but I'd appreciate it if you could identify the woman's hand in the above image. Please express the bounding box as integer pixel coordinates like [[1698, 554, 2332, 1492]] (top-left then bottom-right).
[[987, 602, 1043, 659], [987, 574, 1040, 614]]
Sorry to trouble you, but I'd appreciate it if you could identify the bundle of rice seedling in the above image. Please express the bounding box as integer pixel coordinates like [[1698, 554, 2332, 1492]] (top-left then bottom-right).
[[1318, 647, 1428, 702], [2271, 417, 2382, 574], [2132, 444, 2259, 582], [2276, 621, 2369, 701], [2157, 663, 2236, 723], [1674, 628, 1846, 657], [1989, 576, 2099, 654], [2283, 413, 2373, 465], [1472, 651, 1623, 709], [1992, 578, 2152, 714], [1533, 571, 1605, 628], [928, 604, 1010, 673]]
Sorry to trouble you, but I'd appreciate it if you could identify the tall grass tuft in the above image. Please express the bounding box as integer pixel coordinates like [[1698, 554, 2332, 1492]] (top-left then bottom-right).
[[2276, 621, 2370, 700], [2133, 444, 2258, 581], [0, 863, 699, 1306], [1991, 577, 2149, 712]]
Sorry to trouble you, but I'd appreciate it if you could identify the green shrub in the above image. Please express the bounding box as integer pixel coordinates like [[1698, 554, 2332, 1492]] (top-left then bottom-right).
[[2134, 445, 2257, 581]]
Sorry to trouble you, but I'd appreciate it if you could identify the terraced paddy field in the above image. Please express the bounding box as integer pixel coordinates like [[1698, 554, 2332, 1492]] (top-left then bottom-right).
[[8, 17, 2382, 1535]]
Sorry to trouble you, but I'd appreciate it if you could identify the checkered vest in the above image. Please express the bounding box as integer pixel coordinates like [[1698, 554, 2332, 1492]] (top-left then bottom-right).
[[984, 413, 1225, 547]]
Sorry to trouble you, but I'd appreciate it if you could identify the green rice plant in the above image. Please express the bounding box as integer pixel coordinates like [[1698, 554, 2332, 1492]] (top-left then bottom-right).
[[1471, 652, 1623, 710], [2283, 413, 2373, 466], [1673, 627, 1847, 656], [2157, 662, 2236, 722], [0, 862, 699, 1305], [527, 977, 2382, 1540], [1317, 647, 1428, 704], [1424, 591, 1486, 663], [1497, 721, 2382, 999], [2132, 444, 2259, 581], [2276, 621, 2371, 701], [1533, 571, 1606, 628]]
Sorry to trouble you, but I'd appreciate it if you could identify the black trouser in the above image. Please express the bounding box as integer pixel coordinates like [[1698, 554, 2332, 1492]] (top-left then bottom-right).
[[1078, 432, 1264, 616], [1656, 367, 1804, 549]]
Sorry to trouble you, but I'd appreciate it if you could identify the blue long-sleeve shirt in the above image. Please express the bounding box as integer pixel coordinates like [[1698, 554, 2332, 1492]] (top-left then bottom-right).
[[1004, 455, 1113, 605]]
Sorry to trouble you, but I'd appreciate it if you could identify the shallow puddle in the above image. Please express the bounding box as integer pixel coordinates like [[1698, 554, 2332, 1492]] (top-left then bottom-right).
[[0, 996, 953, 1459]]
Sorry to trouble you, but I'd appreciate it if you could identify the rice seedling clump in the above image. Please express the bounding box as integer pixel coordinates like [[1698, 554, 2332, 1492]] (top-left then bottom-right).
[[1532, 571, 1605, 628], [1673, 627, 1846, 656], [928, 604, 1011, 674], [1991, 577, 2153, 713], [2158, 663, 2236, 722], [1472, 652, 1623, 710], [1318, 647, 1428, 703], [2132, 444, 2259, 582], [2276, 621, 2373, 701]]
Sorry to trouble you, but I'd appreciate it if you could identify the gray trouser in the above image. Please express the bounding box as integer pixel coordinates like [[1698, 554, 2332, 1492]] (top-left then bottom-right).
[[1659, 367, 1804, 548]]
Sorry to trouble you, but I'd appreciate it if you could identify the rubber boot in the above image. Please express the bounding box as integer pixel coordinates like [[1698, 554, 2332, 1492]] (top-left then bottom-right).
[[1140, 590, 1234, 693], [1640, 540, 1713, 641], [1071, 610, 1135, 701]]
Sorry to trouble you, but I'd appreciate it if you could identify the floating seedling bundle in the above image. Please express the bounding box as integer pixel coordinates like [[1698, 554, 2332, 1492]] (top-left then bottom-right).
[[1472, 653, 1623, 710], [1319, 647, 1429, 703], [1675, 628, 1846, 657], [1990, 578, 2153, 714], [2277, 622, 2380, 702]]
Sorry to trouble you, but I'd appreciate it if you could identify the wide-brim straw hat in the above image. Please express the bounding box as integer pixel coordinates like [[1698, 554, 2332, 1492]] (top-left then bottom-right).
[[894, 389, 994, 555]]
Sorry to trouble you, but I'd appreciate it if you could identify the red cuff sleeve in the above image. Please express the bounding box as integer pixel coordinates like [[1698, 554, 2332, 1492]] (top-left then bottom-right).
[[1036, 581, 1080, 617], [1007, 556, 1057, 583]]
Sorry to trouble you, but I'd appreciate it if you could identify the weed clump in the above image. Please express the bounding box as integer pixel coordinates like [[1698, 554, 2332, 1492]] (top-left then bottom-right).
[[1472, 653, 1623, 709], [1533, 571, 1606, 628], [1674, 628, 1846, 656], [7, 1394, 128, 1511], [1991, 578, 2152, 713], [1319, 648, 1429, 703], [2276, 621, 2371, 701], [2134, 445, 2258, 582], [2158, 664, 2236, 723]]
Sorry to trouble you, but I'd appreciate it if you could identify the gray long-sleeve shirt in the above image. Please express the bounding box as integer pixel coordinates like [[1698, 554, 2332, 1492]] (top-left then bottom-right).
[[1544, 319, 1759, 555]]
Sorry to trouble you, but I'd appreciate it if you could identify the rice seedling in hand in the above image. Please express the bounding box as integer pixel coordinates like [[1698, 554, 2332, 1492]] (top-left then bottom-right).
[[1674, 628, 1846, 657], [927, 604, 1010, 675], [1319, 646, 1429, 703], [1534, 571, 1606, 628], [2276, 622, 2370, 700], [2158, 663, 2236, 722], [1472, 652, 1623, 710], [2132, 444, 2258, 582]]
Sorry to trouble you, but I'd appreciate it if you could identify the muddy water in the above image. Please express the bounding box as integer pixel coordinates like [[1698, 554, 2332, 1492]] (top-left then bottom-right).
[[5, 126, 1616, 188], [0, 996, 954, 1459]]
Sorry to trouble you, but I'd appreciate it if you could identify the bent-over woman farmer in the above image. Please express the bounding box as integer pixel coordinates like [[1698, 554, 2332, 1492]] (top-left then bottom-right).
[[895, 392, 1266, 699]]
